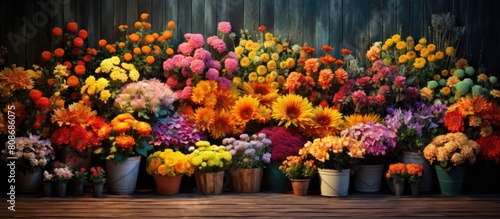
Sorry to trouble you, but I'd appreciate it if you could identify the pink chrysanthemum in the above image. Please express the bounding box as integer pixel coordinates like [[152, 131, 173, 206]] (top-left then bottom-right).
[[217, 21, 232, 34]]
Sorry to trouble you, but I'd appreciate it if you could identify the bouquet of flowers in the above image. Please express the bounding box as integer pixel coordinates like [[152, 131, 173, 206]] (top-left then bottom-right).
[[341, 121, 397, 164], [146, 148, 194, 177], [257, 126, 307, 163], [423, 132, 480, 171], [406, 163, 424, 183], [89, 166, 106, 183], [473, 131, 500, 163], [385, 163, 406, 183], [279, 155, 317, 179], [187, 141, 232, 173], [221, 133, 272, 169], [1, 134, 55, 174], [73, 167, 88, 183], [151, 112, 207, 151], [51, 163, 74, 182], [94, 113, 153, 163], [300, 135, 365, 171], [43, 170, 54, 182], [385, 100, 448, 152]]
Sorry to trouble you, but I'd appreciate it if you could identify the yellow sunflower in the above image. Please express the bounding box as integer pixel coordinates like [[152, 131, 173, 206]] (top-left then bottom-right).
[[301, 106, 344, 138], [231, 95, 260, 123], [271, 94, 314, 128], [209, 110, 233, 139], [194, 107, 216, 131], [213, 86, 239, 112], [242, 82, 279, 107], [343, 113, 382, 129]]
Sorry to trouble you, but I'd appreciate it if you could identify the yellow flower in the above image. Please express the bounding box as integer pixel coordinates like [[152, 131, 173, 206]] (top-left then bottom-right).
[[420, 48, 429, 58], [271, 94, 314, 128], [427, 44, 436, 52], [110, 56, 120, 65], [406, 51, 416, 60], [129, 69, 139, 81], [414, 44, 423, 51], [490, 89, 500, 98], [433, 74, 441, 81], [391, 34, 401, 42], [279, 61, 287, 69], [95, 78, 109, 91], [398, 54, 408, 63], [260, 53, 270, 63], [256, 65, 267, 75], [413, 57, 426, 69], [441, 87, 451, 96], [271, 53, 280, 61], [235, 46, 244, 55], [240, 57, 251, 68], [267, 60, 277, 71], [232, 77, 242, 86], [427, 54, 437, 63], [382, 44, 388, 51], [446, 47, 455, 56], [435, 51, 444, 59], [441, 70, 449, 77], [418, 38, 427, 44], [384, 38, 394, 47], [100, 90, 111, 103], [248, 50, 257, 60], [265, 32, 273, 41], [258, 76, 266, 83], [248, 72, 258, 82], [396, 41, 407, 50], [420, 87, 433, 101]]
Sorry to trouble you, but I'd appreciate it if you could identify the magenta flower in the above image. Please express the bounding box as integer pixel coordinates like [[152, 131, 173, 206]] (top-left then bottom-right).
[[217, 21, 232, 34], [224, 58, 238, 74]]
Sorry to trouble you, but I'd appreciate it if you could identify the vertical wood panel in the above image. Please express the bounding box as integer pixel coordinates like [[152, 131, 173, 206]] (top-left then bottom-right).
[[204, 0, 217, 37], [260, 0, 274, 34], [355, 0, 370, 57], [303, 0, 316, 47], [342, 0, 355, 49], [165, 0, 179, 44], [423, 0, 437, 38], [25, 2, 37, 66], [87, 0, 101, 48], [274, 0, 289, 39], [152, 0, 166, 34], [37, 2, 51, 65], [229, 0, 244, 42], [243, 0, 259, 34], [480, 0, 494, 73], [178, 0, 192, 39], [396, 0, 410, 37], [100, 0, 114, 42], [126, 0, 139, 31], [369, 0, 383, 43], [288, 0, 303, 45], [452, 0, 467, 58], [76, 1, 89, 30], [329, 0, 342, 58], [437, 0, 452, 13], [114, 0, 127, 42], [191, 0, 205, 34], [465, 0, 481, 66], [315, 0, 329, 56], [409, 0, 424, 39], [383, 0, 397, 40], [216, 0, 230, 23], [63, 0, 76, 24], [9, 1, 27, 66]]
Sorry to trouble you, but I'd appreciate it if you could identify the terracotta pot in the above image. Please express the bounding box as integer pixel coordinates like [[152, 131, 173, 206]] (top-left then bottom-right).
[[153, 174, 183, 195], [290, 178, 311, 196]]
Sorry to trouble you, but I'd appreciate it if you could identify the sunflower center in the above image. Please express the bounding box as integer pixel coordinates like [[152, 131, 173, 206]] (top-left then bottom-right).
[[316, 115, 331, 126], [286, 106, 300, 119]]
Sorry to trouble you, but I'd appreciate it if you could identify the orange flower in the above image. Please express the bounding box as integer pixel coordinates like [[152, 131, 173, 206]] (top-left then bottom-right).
[[35, 97, 51, 111], [341, 48, 352, 55], [67, 22, 78, 33], [115, 134, 135, 149], [141, 46, 151, 54], [319, 54, 335, 66], [166, 48, 174, 55], [258, 25, 267, 32], [167, 20, 175, 29], [304, 58, 320, 75], [52, 27, 62, 37], [321, 45, 333, 52], [47, 78, 56, 87], [41, 51, 52, 61], [74, 65, 86, 76], [83, 55, 92, 63], [145, 56, 155, 65], [455, 58, 468, 69], [133, 47, 141, 55], [163, 30, 172, 39], [135, 121, 152, 136], [129, 33, 140, 42], [67, 75, 80, 87], [140, 13, 149, 20], [78, 29, 88, 39], [28, 89, 43, 101], [54, 48, 65, 58], [134, 21, 142, 28], [123, 53, 133, 61], [444, 108, 464, 132], [366, 45, 380, 61], [98, 39, 107, 47], [113, 121, 132, 133], [144, 35, 155, 44], [73, 37, 84, 47]]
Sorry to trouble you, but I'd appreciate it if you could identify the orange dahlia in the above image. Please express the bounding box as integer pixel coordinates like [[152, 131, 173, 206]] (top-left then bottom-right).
[[209, 111, 233, 139], [444, 108, 464, 132], [115, 134, 135, 149], [135, 121, 152, 136], [194, 107, 216, 131]]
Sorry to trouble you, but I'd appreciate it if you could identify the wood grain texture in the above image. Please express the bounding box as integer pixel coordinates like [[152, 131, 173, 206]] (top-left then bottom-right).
[[288, 0, 303, 45], [2, 192, 499, 218], [315, 0, 329, 56], [397, 0, 410, 38], [274, 0, 289, 39], [329, 0, 343, 58], [383, 0, 397, 40]]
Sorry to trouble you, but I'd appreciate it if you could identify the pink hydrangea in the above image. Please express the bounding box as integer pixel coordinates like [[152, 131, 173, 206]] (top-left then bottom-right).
[[177, 42, 194, 56], [216, 77, 232, 90], [209, 38, 227, 53], [206, 68, 219, 80], [207, 60, 221, 70], [184, 33, 205, 48], [224, 58, 238, 74], [163, 59, 175, 71], [190, 59, 205, 74], [217, 21, 232, 34], [194, 48, 211, 60]]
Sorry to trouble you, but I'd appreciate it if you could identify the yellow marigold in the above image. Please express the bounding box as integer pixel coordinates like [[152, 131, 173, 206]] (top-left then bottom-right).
[[420, 87, 433, 101], [418, 38, 427, 44], [265, 32, 273, 41], [477, 73, 488, 82], [95, 78, 109, 91], [406, 51, 416, 60], [381, 44, 388, 51], [435, 51, 444, 59], [446, 47, 455, 56], [286, 58, 296, 69], [248, 72, 258, 82], [232, 77, 242, 86], [260, 53, 270, 63], [396, 41, 407, 50], [279, 61, 287, 69], [385, 38, 394, 47], [433, 74, 441, 81], [391, 34, 401, 42], [256, 65, 267, 75], [441, 87, 451, 96], [420, 48, 429, 58], [427, 54, 437, 62], [258, 76, 266, 83], [441, 69, 449, 77], [398, 54, 408, 63], [271, 53, 280, 61], [100, 90, 111, 103], [413, 58, 426, 69], [414, 44, 423, 51], [446, 76, 460, 87], [135, 121, 152, 136], [427, 44, 436, 52], [129, 69, 140, 81], [240, 57, 251, 68], [113, 121, 132, 133], [266, 60, 277, 71]]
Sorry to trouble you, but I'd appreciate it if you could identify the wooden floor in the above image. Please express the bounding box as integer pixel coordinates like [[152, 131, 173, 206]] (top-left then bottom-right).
[[2, 187, 500, 218]]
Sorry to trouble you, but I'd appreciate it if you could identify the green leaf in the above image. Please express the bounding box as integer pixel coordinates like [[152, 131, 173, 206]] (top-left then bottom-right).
[[94, 148, 103, 154]]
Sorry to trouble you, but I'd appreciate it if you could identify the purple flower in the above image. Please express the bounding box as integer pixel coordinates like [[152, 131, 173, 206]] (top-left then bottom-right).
[[216, 77, 232, 90], [206, 68, 219, 80]]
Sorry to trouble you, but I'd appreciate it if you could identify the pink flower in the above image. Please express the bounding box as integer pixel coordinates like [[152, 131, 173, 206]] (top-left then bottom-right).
[[190, 59, 205, 74], [224, 58, 238, 74], [206, 68, 219, 80], [217, 21, 232, 34], [356, 76, 371, 87], [209, 38, 227, 53], [166, 76, 178, 89], [352, 90, 367, 106], [378, 85, 390, 95], [163, 59, 175, 71], [207, 60, 221, 70], [393, 76, 406, 88], [371, 60, 384, 71], [177, 42, 194, 55], [216, 77, 232, 89], [185, 33, 205, 48], [374, 94, 386, 106], [194, 48, 210, 60]]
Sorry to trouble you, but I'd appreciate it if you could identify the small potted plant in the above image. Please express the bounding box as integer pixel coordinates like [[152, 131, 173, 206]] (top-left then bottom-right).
[[187, 141, 232, 195], [42, 171, 54, 197], [386, 162, 407, 196], [406, 163, 424, 195], [279, 155, 317, 196], [51, 163, 74, 197], [146, 149, 194, 195], [89, 166, 106, 198], [71, 167, 88, 196]]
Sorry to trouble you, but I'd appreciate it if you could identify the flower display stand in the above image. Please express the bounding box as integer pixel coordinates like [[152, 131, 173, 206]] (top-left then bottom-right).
[[401, 151, 433, 192], [230, 168, 263, 193], [353, 164, 384, 192], [290, 179, 310, 196], [16, 168, 42, 194], [318, 169, 350, 197], [195, 171, 225, 195], [106, 156, 141, 195], [265, 162, 292, 193], [435, 165, 465, 196]]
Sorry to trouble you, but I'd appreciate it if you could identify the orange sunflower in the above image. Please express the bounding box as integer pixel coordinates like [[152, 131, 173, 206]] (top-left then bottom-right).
[[455, 96, 491, 116], [231, 95, 260, 124], [213, 86, 239, 112], [68, 102, 97, 127], [242, 82, 279, 107], [209, 110, 233, 139], [194, 107, 216, 131], [271, 94, 314, 128], [0, 65, 34, 96], [343, 113, 382, 129], [301, 106, 344, 138]]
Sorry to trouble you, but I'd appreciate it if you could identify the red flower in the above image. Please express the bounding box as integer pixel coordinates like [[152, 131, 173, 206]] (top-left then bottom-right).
[[444, 108, 464, 132]]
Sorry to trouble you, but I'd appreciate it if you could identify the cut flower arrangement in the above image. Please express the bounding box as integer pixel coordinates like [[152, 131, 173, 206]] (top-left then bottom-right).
[[146, 148, 194, 177], [279, 155, 317, 179], [187, 141, 232, 173], [222, 133, 272, 169], [1, 134, 55, 174], [423, 132, 480, 171], [385, 162, 424, 183]]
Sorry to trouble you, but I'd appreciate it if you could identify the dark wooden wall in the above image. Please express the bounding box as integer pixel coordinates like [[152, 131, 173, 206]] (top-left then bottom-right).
[[0, 0, 499, 76]]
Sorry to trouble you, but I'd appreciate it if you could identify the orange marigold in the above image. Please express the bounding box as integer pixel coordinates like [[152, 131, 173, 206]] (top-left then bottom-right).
[[141, 46, 151, 54], [321, 45, 333, 52], [54, 48, 65, 58], [67, 75, 80, 87], [167, 20, 175, 29], [67, 22, 78, 33], [113, 121, 132, 133], [35, 97, 51, 111], [28, 89, 43, 101], [98, 39, 107, 47], [144, 35, 155, 44], [78, 29, 88, 39], [135, 121, 152, 136], [115, 134, 135, 150], [140, 13, 149, 20], [52, 27, 63, 37], [145, 56, 155, 65], [73, 37, 84, 47], [74, 65, 86, 76], [129, 33, 140, 42], [123, 53, 133, 61], [41, 51, 52, 61]]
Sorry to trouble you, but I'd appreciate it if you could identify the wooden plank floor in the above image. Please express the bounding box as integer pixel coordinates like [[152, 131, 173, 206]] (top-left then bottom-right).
[[2, 188, 500, 218]]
